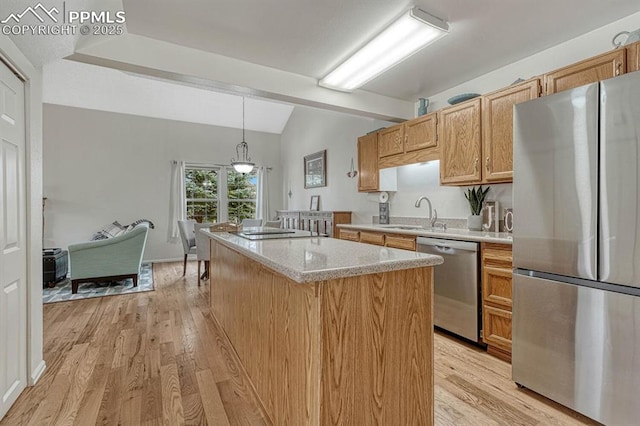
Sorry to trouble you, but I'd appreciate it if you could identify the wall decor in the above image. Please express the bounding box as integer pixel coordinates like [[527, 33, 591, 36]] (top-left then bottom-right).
[[310, 195, 320, 211], [482, 200, 499, 232], [304, 150, 327, 189]]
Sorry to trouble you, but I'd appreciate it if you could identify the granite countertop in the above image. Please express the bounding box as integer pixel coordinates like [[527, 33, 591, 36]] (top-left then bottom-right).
[[203, 231, 443, 283], [337, 223, 513, 244]]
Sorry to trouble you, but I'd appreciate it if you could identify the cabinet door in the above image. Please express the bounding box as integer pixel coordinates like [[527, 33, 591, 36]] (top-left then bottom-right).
[[439, 98, 482, 185], [483, 266, 513, 309], [359, 231, 385, 246], [482, 79, 540, 183], [483, 305, 512, 354], [339, 229, 360, 242], [357, 133, 379, 192], [378, 124, 404, 158], [385, 235, 416, 251], [404, 112, 437, 153], [481, 243, 513, 361], [544, 49, 625, 94], [627, 41, 640, 73]]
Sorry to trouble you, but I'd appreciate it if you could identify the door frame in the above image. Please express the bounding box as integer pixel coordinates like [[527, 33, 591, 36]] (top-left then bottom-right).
[[0, 35, 45, 388]]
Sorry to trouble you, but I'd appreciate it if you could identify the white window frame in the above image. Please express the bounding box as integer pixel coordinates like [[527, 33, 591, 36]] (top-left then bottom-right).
[[184, 164, 220, 223], [183, 165, 259, 223], [225, 167, 258, 223]]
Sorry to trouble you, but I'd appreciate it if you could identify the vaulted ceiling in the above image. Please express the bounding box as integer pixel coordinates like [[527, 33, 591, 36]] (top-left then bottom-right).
[[4, 0, 640, 129], [121, 0, 640, 100]]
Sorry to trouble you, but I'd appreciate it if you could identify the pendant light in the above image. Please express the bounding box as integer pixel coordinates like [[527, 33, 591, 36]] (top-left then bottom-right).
[[231, 96, 255, 174]]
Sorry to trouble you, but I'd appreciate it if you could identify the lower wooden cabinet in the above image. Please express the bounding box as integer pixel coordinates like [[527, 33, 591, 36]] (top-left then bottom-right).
[[339, 229, 417, 251], [359, 231, 385, 246], [338, 229, 360, 242], [481, 242, 513, 362], [385, 234, 416, 250]]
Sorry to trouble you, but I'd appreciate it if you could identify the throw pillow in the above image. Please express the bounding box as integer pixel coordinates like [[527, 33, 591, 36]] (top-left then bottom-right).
[[90, 221, 126, 240], [127, 219, 155, 229]]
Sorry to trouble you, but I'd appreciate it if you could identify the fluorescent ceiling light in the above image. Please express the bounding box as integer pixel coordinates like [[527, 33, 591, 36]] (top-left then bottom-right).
[[319, 7, 449, 92]]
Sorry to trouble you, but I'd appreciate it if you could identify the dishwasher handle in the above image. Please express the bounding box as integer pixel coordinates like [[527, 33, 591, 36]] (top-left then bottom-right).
[[416, 237, 479, 252]]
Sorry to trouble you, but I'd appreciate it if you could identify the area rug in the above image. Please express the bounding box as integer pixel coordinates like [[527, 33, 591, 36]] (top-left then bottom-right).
[[43, 263, 154, 304]]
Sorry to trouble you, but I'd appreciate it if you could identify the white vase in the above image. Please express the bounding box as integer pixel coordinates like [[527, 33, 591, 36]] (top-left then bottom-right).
[[467, 214, 482, 231]]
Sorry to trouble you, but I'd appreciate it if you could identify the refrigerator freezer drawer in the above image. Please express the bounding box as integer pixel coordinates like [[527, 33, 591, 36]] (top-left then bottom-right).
[[513, 273, 640, 425]]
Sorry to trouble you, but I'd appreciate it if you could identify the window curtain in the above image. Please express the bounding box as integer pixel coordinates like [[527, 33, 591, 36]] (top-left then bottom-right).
[[168, 160, 186, 242], [218, 168, 229, 222], [256, 167, 270, 221]]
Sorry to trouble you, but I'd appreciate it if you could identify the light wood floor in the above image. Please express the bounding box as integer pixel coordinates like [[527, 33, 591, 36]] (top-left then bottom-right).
[[2, 262, 598, 425]]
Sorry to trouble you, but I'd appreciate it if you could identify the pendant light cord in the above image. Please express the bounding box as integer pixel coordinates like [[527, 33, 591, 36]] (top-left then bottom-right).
[[242, 96, 245, 142]]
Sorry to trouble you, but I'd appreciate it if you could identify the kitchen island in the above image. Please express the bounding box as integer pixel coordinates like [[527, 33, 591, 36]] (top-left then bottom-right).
[[204, 231, 443, 426]]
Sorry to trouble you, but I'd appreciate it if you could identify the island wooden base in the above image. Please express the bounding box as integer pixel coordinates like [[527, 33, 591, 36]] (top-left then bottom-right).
[[210, 240, 434, 425]]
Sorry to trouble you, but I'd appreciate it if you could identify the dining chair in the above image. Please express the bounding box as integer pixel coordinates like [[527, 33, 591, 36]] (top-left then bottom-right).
[[194, 222, 216, 286], [177, 220, 197, 276], [241, 218, 262, 227]]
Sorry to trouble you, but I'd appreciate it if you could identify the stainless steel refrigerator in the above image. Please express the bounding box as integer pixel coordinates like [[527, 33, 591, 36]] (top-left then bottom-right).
[[512, 71, 640, 426]]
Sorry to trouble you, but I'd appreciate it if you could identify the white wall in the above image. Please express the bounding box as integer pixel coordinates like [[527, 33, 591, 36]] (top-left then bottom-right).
[[43, 104, 283, 261], [280, 106, 510, 224], [387, 162, 511, 219], [280, 106, 390, 224]]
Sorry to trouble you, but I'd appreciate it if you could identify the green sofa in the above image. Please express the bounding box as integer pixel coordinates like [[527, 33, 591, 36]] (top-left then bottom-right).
[[68, 222, 150, 294]]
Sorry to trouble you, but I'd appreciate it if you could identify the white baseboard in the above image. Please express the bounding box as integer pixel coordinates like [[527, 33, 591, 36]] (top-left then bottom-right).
[[30, 360, 46, 385], [144, 256, 196, 264]]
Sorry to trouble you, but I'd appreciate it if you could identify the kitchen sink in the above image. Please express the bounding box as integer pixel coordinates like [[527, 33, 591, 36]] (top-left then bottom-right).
[[377, 225, 425, 230]]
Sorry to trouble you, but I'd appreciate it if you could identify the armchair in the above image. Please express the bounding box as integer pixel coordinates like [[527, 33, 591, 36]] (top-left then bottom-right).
[[178, 220, 197, 275], [68, 223, 150, 294], [195, 222, 216, 286], [241, 218, 262, 227]]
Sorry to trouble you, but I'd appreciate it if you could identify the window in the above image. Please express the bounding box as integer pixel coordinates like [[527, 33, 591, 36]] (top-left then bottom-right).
[[227, 168, 257, 223], [185, 166, 219, 223], [184, 165, 258, 223]]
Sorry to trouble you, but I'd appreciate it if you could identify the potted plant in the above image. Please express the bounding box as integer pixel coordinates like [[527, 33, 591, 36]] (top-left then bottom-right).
[[464, 186, 490, 231]]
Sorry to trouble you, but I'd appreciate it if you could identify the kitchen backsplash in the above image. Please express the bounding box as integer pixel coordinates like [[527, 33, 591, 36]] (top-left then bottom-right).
[[373, 216, 510, 232]]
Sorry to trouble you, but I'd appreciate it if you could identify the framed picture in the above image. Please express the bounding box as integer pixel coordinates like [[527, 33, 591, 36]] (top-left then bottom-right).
[[310, 195, 320, 211], [304, 150, 326, 189]]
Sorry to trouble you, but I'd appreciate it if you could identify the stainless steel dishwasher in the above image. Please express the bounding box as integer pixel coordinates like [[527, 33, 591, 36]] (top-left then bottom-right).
[[416, 237, 480, 342]]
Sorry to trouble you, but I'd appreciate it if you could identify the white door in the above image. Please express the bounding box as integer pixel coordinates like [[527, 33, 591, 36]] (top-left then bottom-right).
[[0, 60, 27, 420]]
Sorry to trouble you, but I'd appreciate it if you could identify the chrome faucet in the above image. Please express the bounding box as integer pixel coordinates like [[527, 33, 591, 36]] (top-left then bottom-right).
[[415, 196, 438, 229]]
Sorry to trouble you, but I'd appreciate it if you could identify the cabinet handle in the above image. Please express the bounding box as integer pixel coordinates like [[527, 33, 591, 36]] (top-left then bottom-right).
[[474, 158, 479, 172], [485, 157, 490, 172], [616, 61, 622, 76]]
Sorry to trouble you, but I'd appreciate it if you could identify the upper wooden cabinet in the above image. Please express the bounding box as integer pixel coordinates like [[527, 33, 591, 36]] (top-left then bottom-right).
[[404, 113, 437, 153], [357, 133, 379, 192], [378, 112, 439, 169], [482, 79, 541, 183], [627, 41, 640, 73], [544, 49, 625, 95], [438, 98, 482, 185], [378, 124, 404, 158]]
